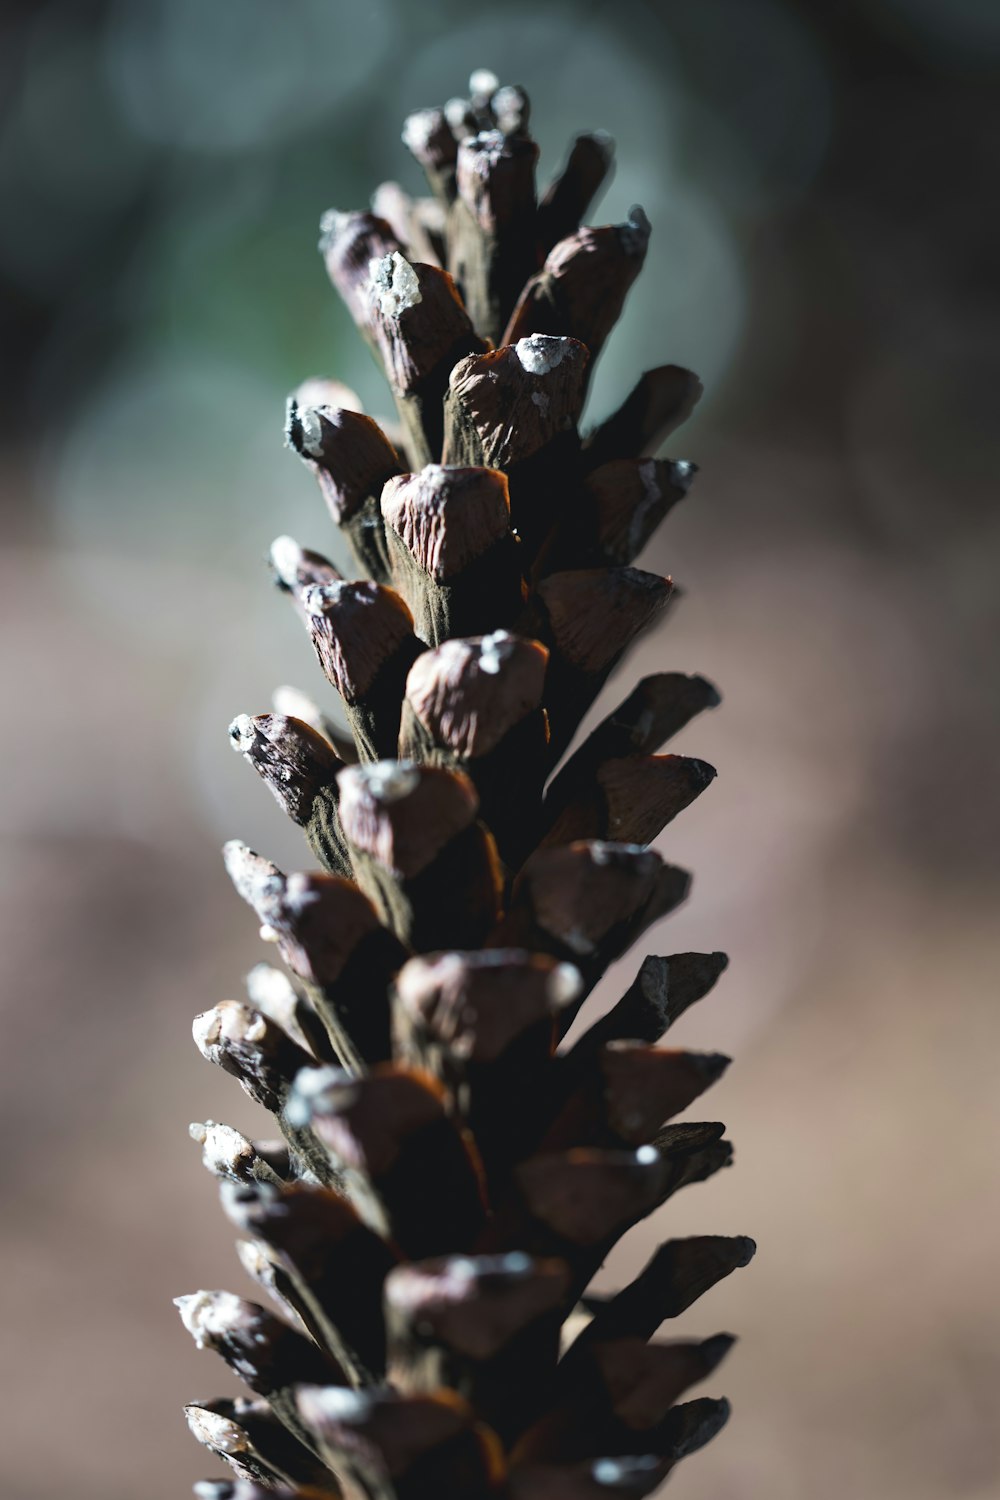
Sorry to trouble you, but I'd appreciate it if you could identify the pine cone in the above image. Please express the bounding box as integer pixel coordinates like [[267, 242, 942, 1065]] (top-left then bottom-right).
[[179, 70, 754, 1500]]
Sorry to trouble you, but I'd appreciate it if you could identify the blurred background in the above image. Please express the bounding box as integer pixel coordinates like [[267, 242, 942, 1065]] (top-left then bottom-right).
[[2, 0, 999, 1496]]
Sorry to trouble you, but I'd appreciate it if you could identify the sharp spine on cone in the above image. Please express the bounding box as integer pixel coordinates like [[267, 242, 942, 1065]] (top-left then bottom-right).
[[182, 68, 752, 1500]]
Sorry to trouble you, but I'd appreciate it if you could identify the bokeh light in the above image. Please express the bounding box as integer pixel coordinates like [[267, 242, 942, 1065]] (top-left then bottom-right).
[[103, 0, 393, 151]]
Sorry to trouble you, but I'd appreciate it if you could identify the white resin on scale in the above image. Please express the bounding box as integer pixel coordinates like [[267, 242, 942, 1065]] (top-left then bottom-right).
[[515, 335, 571, 375], [174, 1290, 247, 1350], [296, 406, 327, 458], [360, 759, 420, 802], [370, 251, 422, 318], [478, 629, 512, 675]]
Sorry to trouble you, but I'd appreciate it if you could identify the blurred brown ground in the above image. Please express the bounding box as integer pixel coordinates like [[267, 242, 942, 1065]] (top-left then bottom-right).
[[1, 1, 999, 1497]]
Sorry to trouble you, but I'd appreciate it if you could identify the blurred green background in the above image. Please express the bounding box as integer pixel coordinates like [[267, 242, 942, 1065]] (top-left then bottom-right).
[[2, 1, 999, 1497]]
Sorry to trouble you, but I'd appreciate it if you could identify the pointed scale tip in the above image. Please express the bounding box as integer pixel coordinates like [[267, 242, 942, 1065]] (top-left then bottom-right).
[[268, 535, 341, 600], [667, 1395, 732, 1459], [402, 107, 458, 170], [188, 1120, 256, 1183], [537, 567, 673, 676], [700, 1331, 738, 1371], [445, 338, 589, 469], [227, 711, 341, 825], [515, 1146, 672, 1246], [381, 464, 511, 581], [338, 759, 479, 879], [285, 404, 400, 524], [492, 83, 531, 136], [395, 949, 581, 1062], [305, 579, 416, 704], [174, 1289, 249, 1351], [221, 841, 285, 920], [385, 1252, 570, 1358], [184, 1403, 248, 1457], [405, 632, 547, 758]]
